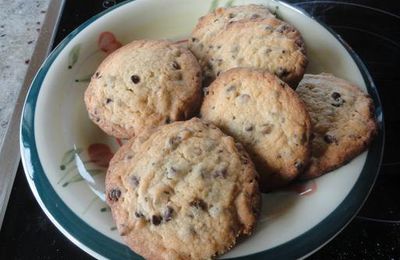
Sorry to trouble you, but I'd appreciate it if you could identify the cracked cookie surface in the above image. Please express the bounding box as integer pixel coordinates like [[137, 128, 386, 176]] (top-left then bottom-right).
[[189, 6, 307, 87], [201, 68, 311, 191], [84, 40, 202, 139], [106, 118, 260, 260], [296, 73, 378, 179]]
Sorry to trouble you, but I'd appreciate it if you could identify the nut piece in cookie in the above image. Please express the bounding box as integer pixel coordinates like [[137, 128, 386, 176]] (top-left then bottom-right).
[[201, 68, 312, 191], [84, 40, 202, 139], [105, 118, 261, 259], [296, 73, 378, 179]]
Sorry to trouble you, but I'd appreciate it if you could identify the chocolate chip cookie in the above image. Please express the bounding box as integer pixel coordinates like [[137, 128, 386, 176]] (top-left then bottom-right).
[[84, 40, 202, 139], [189, 8, 307, 87], [189, 4, 274, 73], [106, 118, 260, 259], [296, 73, 378, 179], [201, 68, 311, 191]]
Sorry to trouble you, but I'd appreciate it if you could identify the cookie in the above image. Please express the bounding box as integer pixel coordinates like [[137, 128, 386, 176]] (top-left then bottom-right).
[[189, 4, 274, 62], [106, 118, 260, 259], [200, 68, 311, 191], [84, 40, 202, 139], [296, 73, 378, 179], [189, 12, 307, 88]]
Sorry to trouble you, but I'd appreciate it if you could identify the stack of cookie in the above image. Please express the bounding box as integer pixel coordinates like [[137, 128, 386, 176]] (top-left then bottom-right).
[[84, 4, 377, 259]]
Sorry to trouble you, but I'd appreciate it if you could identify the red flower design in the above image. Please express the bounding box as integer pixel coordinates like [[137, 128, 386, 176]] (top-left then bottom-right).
[[98, 32, 122, 54], [87, 143, 114, 167]]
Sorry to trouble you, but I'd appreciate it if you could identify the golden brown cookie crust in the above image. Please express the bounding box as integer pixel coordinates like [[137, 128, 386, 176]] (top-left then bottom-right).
[[106, 118, 260, 259], [84, 40, 202, 139], [189, 6, 307, 88], [201, 68, 311, 191], [296, 73, 378, 179]]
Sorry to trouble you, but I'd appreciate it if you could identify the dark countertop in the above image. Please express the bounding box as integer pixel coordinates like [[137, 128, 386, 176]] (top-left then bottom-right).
[[1, 0, 400, 259]]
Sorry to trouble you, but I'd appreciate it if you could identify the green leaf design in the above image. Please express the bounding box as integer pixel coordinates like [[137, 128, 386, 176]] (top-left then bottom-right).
[[225, 0, 235, 7], [100, 207, 111, 212], [272, 5, 280, 18], [62, 174, 83, 187], [209, 0, 219, 12], [82, 196, 99, 215], [68, 44, 81, 69], [62, 168, 104, 187], [57, 165, 77, 184], [74, 74, 93, 83], [60, 148, 82, 170]]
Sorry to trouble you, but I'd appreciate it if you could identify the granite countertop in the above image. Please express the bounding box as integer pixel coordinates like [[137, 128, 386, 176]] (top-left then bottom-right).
[[0, 0, 51, 147]]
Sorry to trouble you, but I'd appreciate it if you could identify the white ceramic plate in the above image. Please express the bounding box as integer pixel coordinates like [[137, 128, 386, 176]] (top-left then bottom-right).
[[20, 0, 384, 259]]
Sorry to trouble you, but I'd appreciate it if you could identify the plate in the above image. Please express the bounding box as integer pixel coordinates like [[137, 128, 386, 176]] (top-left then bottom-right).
[[20, 0, 384, 259]]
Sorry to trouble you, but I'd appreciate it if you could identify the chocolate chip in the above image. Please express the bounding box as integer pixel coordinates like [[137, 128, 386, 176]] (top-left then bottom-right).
[[108, 188, 121, 202], [135, 211, 144, 218], [165, 117, 171, 124], [172, 61, 181, 70], [324, 134, 337, 144], [95, 72, 101, 78], [331, 100, 345, 107], [130, 176, 140, 187], [151, 215, 162, 225], [167, 136, 181, 149], [261, 123, 273, 134], [295, 39, 303, 48], [213, 168, 227, 178], [191, 37, 197, 42], [130, 75, 140, 84], [331, 92, 341, 99], [275, 67, 289, 77], [164, 206, 174, 222], [106, 98, 112, 104], [331, 92, 345, 107], [228, 13, 235, 18], [265, 25, 273, 31], [245, 125, 254, 131], [294, 161, 304, 170], [226, 85, 236, 92], [190, 198, 207, 210], [166, 166, 177, 179], [276, 24, 289, 33], [251, 13, 260, 19]]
